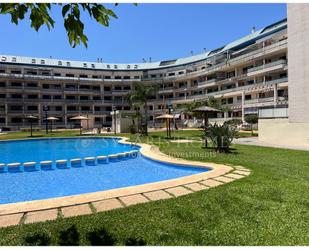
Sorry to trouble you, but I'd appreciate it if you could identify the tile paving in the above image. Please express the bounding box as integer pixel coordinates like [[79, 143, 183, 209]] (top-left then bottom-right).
[[24, 209, 58, 224], [61, 204, 93, 218]]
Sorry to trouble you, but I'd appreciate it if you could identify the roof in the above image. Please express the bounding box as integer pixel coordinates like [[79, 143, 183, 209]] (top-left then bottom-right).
[[0, 18, 287, 71]]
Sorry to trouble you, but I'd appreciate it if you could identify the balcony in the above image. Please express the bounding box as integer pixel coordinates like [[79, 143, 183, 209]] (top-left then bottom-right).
[[259, 107, 288, 119], [247, 59, 287, 77], [244, 97, 274, 104]]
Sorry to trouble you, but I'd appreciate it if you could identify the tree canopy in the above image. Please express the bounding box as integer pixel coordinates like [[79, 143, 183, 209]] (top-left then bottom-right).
[[0, 3, 121, 48]]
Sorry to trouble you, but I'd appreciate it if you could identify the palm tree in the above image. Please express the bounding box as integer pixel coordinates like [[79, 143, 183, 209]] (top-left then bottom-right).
[[126, 82, 159, 135]]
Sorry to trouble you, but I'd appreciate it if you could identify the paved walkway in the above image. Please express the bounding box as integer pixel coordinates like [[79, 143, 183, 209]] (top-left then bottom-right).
[[234, 137, 309, 151], [0, 166, 250, 228]]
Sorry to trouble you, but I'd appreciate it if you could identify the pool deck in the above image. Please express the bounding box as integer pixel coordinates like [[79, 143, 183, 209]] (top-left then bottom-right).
[[0, 137, 251, 228]]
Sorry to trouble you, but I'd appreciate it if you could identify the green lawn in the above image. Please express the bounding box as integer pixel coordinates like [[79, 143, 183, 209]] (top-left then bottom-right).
[[0, 130, 308, 245]]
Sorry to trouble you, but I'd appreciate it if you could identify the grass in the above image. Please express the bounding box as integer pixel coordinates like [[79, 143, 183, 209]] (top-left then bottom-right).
[[0, 130, 308, 245]]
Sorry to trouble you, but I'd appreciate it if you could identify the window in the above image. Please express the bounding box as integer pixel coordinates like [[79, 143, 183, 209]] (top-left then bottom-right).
[[0, 82, 6, 87], [66, 74, 74, 77], [134, 76, 140, 79], [66, 62, 71, 66], [12, 57, 17, 62], [11, 70, 21, 74], [81, 106, 90, 111], [91, 64, 95, 68], [31, 59, 36, 64], [67, 106, 77, 111], [93, 86, 100, 92], [58, 61, 62, 66], [55, 106, 62, 111], [95, 117, 102, 122], [83, 63, 87, 68], [41, 60, 45, 64], [41, 71, 50, 76], [115, 76, 122, 80], [11, 82, 22, 87], [11, 94, 22, 99], [123, 76, 130, 79], [27, 106, 38, 111], [104, 76, 111, 79], [26, 71, 37, 75], [106, 116, 112, 122], [11, 117, 22, 123], [0, 118, 5, 123], [0, 94, 6, 98], [80, 85, 90, 90], [245, 95, 252, 100], [27, 95, 38, 99], [27, 83, 38, 88], [54, 73, 61, 76], [10, 106, 23, 111]]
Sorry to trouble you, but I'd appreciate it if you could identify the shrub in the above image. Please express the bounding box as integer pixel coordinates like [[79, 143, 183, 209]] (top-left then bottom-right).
[[205, 123, 238, 152], [129, 124, 137, 134], [244, 114, 258, 135], [224, 119, 243, 127]]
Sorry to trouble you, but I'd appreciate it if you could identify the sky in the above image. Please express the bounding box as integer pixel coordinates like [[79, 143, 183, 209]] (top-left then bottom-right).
[[0, 3, 287, 64]]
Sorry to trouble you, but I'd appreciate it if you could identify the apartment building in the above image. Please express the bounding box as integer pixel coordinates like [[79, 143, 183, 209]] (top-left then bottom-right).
[[0, 18, 288, 130]]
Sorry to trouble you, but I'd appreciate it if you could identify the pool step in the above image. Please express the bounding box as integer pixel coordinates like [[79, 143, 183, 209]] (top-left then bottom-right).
[[0, 150, 139, 174], [56, 160, 69, 169], [24, 162, 38, 172]]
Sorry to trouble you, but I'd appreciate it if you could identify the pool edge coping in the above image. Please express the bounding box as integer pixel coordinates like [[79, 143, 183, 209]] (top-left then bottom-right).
[[0, 136, 251, 226]]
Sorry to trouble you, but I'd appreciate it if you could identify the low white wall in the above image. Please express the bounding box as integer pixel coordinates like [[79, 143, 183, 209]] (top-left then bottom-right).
[[259, 118, 309, 147]]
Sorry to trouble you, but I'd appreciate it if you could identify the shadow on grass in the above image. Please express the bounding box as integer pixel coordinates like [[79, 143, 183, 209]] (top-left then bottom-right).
[[86, 227, 116, 246], [58, 225, 80, 246], [23, 231, 51, 246]]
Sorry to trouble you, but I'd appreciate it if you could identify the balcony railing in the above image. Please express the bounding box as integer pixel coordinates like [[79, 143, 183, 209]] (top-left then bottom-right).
[[259, 107, 288, 118], [244, 97, 274, 104], [247, 59, 287, 74]]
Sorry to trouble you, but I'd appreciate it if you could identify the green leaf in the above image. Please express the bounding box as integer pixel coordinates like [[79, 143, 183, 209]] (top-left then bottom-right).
[[62, 4, 70, 17]]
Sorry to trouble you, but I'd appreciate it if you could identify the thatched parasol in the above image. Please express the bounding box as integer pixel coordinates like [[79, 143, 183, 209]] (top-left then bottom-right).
[[24, 115, 39, 137], [45, 116, 59, 132], [70, 115, 89, 135], [155, 114, 175, 138]]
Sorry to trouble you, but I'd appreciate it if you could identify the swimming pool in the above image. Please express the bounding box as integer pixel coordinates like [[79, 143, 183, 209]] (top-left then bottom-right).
[[0, 137, 210, 204], [0, 137, 139, 164]]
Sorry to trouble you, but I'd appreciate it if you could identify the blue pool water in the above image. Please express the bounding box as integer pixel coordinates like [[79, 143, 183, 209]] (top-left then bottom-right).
[[0, 137, 139, 164], [0, 138, 210, 204]]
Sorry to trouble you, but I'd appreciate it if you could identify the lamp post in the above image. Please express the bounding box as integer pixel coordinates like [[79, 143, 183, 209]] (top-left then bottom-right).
[[167, 100, 173, 138], [43, 105, 49, 134], [113, 106, 117, 135]]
